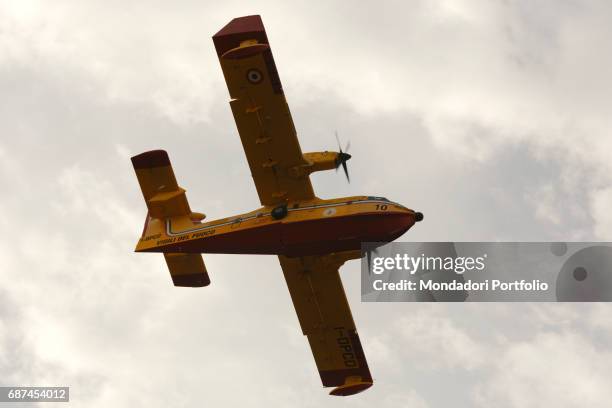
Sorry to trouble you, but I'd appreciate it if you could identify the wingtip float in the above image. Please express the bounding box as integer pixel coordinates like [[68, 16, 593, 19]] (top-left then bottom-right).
[[329, 377, 374, 396], [131, 16, 423, 396]]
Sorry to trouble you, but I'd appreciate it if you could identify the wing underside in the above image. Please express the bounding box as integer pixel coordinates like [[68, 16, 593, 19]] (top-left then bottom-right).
[[278, 254, 373, 395], [213, 15, 314, 206], [214, 16, 372, 395]]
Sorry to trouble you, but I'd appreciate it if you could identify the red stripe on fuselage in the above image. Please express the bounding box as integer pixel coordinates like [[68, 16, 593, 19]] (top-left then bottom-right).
[[143, 211, 416, 256]]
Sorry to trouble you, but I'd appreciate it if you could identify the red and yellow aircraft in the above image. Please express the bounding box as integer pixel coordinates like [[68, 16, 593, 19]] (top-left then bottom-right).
[[131, 15, 422, 396]]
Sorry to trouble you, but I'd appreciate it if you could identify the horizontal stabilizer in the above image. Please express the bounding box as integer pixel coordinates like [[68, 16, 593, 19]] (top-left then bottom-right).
[[163, 253, 210, 287]]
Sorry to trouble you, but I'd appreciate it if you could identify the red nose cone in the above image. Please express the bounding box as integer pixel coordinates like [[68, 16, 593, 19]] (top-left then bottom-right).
[[388, 211, 422, 239]]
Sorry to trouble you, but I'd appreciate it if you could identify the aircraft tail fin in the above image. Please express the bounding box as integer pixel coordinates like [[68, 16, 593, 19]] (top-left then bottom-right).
[[131, 150, 210, 287], [131, 149, 192, 218]]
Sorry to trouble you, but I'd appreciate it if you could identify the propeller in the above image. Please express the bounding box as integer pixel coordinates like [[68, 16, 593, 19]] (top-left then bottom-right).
[[334, 131, 351, 183], [364, 244, 380, 275]]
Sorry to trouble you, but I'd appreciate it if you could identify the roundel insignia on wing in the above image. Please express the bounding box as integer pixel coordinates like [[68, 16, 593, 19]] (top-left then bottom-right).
[[246, 69, 263, 84], [323, 208, 337, 217]]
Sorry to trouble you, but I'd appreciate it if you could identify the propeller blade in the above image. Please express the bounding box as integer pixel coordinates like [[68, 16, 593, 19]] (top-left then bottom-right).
[[342, 160, 350, 183], [333, 130, 351, 183], [365, 246, 379, 275]]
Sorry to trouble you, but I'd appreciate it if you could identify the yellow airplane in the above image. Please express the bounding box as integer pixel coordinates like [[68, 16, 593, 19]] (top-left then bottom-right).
[[131, 15, 423, 396]]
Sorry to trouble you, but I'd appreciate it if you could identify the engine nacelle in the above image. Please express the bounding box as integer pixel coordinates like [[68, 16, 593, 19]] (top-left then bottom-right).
[[288, 152, 342, 178]]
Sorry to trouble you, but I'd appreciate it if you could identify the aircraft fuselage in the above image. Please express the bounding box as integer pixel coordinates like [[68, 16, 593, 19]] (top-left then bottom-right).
[[136, 196, 421, 257]]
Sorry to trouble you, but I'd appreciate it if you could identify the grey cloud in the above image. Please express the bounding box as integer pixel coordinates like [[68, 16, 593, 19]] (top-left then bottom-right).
[[1, 1, 612, 407]]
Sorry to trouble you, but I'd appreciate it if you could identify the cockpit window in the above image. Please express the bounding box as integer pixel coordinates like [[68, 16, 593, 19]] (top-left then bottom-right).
[[367, 196, 389, 202]]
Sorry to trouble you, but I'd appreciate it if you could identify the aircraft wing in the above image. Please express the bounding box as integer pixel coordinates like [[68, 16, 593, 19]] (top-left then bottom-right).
[[278, 253, 373, 396], [213, 15, 315, 207]]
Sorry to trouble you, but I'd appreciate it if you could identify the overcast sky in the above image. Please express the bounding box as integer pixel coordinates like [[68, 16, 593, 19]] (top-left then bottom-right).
[[1, 1, 612, 407]]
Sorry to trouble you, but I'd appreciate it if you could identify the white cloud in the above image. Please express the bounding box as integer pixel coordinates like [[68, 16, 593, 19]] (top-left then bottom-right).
[[394, 306, 488, 371], [0, 1, 221, 124], [590, 187, 612, 240], [472, 331, 612, 408], [525, 184, 562, 225], [381, 389, 430, 408]]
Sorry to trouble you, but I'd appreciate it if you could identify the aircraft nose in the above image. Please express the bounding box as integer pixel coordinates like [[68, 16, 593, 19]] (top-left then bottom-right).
[[399, 210, 423, 232], [386, 211, 418, 240]]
